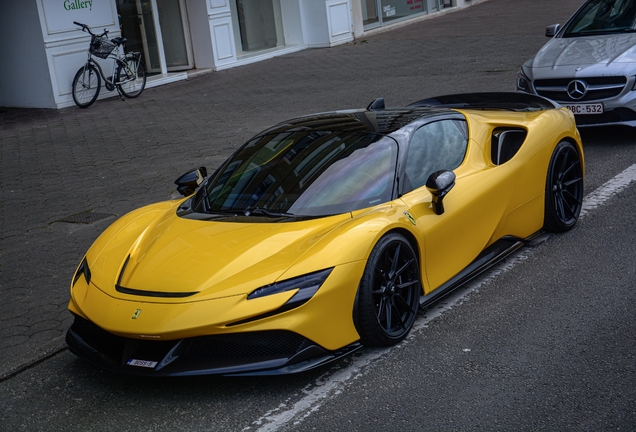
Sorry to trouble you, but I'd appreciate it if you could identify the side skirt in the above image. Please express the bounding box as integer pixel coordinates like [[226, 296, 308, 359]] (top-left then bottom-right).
[[419, 232, 541, 309]]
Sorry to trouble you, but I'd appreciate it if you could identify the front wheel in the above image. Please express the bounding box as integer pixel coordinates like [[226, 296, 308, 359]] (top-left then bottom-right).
[[72, 64, 100, 108], [116, 56, 146, 98], [353, 233, 422, 347], [543, 141, 584, 232]]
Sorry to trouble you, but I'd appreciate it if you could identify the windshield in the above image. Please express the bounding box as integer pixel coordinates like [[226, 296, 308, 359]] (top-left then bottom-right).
[[564, 0, 636, 36], [201, 131, 398, 217]]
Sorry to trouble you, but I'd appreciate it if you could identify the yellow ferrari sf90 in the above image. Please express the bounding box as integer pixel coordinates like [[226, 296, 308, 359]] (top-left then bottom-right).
[[66, 93, 584, 376]]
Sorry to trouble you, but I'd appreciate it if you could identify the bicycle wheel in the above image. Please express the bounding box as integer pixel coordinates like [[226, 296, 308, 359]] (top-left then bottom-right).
[[72, 64, 101, 108], [116, 56, 147, 98]]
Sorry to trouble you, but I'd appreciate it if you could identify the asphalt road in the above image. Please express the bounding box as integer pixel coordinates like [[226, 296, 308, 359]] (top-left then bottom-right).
[[1, 0, 636, 430]]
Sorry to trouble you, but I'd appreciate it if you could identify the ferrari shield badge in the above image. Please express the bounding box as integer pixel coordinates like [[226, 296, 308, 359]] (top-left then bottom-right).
[[131, 309, 142, 319], [404, 211, 416, 226]]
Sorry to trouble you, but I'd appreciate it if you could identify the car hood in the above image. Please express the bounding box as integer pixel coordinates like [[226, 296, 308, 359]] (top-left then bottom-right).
[[526, 34, 636, 71], [88, 202, 353, 302]]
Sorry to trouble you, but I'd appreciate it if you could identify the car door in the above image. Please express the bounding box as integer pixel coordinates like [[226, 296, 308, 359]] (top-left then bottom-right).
[[399, 119, 514, 293]]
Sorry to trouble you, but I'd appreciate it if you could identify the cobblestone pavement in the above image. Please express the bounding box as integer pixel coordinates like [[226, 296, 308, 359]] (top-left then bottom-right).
[[0, 0, 583, 378]]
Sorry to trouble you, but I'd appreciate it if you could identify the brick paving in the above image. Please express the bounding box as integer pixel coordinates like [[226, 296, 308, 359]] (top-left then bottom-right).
[[0, 0, 584, 378]]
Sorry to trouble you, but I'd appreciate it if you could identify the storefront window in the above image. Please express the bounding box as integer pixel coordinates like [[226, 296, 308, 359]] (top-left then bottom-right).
[[157, 0, 189, 68], [117, 0, 192, 73], [362, 0, 380, 27], [231, 0, 284, 55], [364, 0, 451, 31], [380, 0, 427, 23]]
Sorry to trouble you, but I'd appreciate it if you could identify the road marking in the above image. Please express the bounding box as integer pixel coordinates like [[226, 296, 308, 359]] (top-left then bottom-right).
[[580, 163, 636, 217], [245, 163, 636, 432]]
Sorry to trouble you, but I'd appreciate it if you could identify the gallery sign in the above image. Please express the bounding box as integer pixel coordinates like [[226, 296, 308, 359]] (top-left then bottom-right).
[[64, 0, 94, 11], [40, 0, 116, 34]]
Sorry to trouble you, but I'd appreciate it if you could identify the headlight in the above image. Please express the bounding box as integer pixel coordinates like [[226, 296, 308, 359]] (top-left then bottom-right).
[[516, 68, 532, 93], [72, 257, 91, 287], [228, 268, 334, 326], [248, 268, 333, 308]]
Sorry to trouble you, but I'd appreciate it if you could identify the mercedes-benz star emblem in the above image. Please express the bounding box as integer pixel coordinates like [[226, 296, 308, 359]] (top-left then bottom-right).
[[567, 79, 588, 100]]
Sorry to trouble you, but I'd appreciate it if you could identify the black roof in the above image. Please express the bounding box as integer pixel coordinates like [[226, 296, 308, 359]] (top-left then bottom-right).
[[408, 92, 559, 111], [258, 108, 451, 136], [255, 93, 558, 137]]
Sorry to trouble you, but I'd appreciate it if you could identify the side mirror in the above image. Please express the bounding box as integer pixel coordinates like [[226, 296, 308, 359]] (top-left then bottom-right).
[[175, 167, 207, 196], [545, 24, 560, 37], [426, 170, 456, 215]]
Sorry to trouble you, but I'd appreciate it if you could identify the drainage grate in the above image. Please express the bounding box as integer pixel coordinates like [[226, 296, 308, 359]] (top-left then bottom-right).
[[57, 211, 114, 224]]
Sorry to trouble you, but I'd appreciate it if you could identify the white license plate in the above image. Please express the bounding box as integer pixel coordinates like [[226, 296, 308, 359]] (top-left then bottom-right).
[[564, 103, 604, 115], [126, 358, 158, 368]]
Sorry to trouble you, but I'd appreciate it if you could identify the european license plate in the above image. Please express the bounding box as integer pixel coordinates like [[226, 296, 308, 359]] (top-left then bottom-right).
[[564, 103, 604, 115], [126, 358, 158, 368]]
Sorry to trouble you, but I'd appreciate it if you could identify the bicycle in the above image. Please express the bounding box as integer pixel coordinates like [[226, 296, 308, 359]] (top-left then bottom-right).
[[72, 21, 147, 108]]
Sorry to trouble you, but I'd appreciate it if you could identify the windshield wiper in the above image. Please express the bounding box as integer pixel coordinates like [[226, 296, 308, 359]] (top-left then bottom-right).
[[244, 208, 295, 217]]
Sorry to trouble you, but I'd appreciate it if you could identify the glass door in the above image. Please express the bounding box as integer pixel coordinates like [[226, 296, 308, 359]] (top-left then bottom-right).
[[136, 0, 161, 72], [157, 0, 193, 70], [231, 0, 284, 55], [362, 0, 380, 29], [117, 0, 193, 73]]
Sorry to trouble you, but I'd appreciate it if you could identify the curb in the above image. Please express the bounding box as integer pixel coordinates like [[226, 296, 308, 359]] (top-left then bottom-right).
[[0, 336, 68, 382]]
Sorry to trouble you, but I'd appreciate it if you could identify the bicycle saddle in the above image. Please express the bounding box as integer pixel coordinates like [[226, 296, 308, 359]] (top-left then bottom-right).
[[111, 37, 127, 45]]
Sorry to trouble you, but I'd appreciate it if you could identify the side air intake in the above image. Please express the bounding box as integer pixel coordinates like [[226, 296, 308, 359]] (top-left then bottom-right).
[[491, 128, 527, 165]]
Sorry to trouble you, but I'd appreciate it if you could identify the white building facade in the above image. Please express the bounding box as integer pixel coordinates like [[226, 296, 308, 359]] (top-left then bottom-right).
[[0, 0, 481, 109]]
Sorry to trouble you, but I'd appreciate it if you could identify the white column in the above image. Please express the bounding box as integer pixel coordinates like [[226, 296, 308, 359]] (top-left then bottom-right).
[[150, 0, 168, 74]]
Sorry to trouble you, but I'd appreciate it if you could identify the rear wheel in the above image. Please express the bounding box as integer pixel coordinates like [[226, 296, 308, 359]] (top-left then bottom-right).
[[353, 233, 421, 347], [543, 141, 583, 232], [116, 56, 146, 98], [72, 64, 100, 108]]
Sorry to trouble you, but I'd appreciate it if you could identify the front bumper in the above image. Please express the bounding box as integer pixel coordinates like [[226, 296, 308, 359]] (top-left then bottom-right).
[[517, 71, 636, 127], [66, 315, 361, 376]]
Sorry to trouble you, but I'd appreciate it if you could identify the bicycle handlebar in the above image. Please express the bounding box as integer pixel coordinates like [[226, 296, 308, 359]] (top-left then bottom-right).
[[73, 21, 108, 37]]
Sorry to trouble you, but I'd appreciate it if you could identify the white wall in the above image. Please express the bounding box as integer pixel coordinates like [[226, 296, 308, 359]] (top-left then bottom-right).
[[208, 0, 238, 68], [41, 0, 120, 108], [300, 0, 352, 48], [186, 0, 215, 68], [0, 2, 55, 108], [280, 0, 304, 46], [300, 0, 329, 46]]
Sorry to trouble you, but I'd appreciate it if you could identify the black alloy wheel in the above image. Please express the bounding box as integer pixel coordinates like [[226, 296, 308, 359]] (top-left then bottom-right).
[[354, 233, 421, 346], [543, 141, 584, 232]]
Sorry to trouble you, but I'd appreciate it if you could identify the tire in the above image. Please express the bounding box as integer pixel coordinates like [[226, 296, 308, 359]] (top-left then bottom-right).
[[72, 64, 100, 108], [116, 56, 147, 98], [353, 233, 421, 347], [543, 141, 583, 232]]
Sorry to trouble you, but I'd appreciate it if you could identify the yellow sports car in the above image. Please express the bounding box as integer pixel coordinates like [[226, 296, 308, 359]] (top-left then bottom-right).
[[66, 93, 584, 376]]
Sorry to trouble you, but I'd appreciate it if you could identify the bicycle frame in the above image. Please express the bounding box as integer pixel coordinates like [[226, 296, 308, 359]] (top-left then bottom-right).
[[78, 44, 141, 91], [72, 21, 146, 107], [82, 48, 118, 85]]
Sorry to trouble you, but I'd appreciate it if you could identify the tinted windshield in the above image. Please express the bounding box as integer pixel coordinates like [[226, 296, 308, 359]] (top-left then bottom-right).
[[202, 131, 398, 217], [564, 0, 636, 36]]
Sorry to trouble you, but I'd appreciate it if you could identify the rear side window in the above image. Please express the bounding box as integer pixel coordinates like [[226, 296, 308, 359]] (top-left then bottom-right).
[[403, 119, 468, 193]]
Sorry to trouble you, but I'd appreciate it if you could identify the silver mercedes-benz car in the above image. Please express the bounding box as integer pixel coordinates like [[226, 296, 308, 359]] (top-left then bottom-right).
[[517, 0, 636, 127]]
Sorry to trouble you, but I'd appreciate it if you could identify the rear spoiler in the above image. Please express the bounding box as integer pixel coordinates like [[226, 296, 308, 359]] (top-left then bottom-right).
[[408, 92, 560, 112]]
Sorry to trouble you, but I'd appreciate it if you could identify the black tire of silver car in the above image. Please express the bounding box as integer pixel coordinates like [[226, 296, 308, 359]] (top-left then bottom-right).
[[543, 140, 583, 232], [353, 233, 421, 347]]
